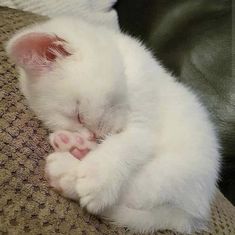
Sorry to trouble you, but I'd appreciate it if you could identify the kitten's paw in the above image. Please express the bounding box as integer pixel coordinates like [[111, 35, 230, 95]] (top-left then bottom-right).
[[45, 152, 80, 200], [49, 130, 73, 151], [49, 130, 97, 159], [76, 156, 118, 214]]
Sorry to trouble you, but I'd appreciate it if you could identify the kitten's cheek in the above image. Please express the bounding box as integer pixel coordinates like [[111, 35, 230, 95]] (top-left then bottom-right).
[[70, 147, 89, 160]]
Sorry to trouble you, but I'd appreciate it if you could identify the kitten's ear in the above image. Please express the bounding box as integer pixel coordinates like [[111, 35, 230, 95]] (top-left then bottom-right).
[[6, 32, 71, 74]]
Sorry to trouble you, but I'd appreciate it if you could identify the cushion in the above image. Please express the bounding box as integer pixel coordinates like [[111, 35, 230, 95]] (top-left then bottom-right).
[[0, 6, 234, 235]]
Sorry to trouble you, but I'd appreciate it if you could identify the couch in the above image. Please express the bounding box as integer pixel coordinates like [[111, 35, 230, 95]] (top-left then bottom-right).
[[0, 5, 234, 235]]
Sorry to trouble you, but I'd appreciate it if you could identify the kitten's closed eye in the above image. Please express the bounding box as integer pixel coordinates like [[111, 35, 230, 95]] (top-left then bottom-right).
[[77, 112, 84, 124]]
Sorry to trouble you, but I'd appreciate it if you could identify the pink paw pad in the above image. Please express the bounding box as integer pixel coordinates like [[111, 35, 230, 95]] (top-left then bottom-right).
[[49, 130, 97, 160], [76, 136, 84, 145], [50, 131, 72, 151], [70, 147, 89, 160], [58, 133, 69, 144]]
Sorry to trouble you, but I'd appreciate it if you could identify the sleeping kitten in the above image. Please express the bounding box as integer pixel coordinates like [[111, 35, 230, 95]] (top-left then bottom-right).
[[6, 16, 220, 233]]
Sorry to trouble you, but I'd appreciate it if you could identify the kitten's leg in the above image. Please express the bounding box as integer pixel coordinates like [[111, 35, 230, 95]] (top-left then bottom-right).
[[102, 205, 203, 234], [49, 130, 97, 159], [122, 150, 217, 214], [45, 130, 98, 200], [45, 152, 81, 200], [45, 127, 154, 213], [73, 127, 155, 214]]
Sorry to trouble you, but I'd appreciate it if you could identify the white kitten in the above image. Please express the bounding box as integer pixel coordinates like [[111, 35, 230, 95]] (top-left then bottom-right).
[[6, 16, 220, 233]]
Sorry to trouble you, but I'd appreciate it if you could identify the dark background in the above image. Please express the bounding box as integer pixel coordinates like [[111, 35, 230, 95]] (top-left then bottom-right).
[[115, 0, 234, 204]]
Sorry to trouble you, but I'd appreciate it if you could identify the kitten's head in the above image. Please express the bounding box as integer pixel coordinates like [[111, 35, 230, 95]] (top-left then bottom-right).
[[6, 18, 128, 138]]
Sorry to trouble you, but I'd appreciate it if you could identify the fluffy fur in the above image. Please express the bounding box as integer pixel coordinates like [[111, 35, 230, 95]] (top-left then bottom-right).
[[6, 8, 220, 234]]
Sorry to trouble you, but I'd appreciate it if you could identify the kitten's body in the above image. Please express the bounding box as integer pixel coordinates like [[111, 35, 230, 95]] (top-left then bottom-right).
[[7, 16, 220, 233]]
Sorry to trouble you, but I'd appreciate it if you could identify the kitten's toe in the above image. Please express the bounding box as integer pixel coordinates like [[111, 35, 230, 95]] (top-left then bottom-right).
[[49, 130, 74, 151], [69, 132, 96, 159], [73, 132, 97, 150]]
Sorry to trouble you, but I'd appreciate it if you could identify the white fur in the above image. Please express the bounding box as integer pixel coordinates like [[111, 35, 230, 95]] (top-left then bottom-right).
[[6, 12, 220, 234]]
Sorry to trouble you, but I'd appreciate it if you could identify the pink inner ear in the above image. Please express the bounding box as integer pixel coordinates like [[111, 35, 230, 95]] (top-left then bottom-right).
[[10, 32, 71, 72]]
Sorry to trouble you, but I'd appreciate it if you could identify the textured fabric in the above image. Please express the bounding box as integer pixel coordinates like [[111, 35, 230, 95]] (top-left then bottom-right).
[[0, 6, 234, 235]]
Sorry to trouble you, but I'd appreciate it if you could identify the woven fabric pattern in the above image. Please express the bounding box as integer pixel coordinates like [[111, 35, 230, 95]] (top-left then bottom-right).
[[0, 7, 234, 235]]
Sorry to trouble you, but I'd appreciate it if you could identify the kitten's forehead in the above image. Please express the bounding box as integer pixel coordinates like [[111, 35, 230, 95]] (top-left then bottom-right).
[[54, 61, 123, 103]]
